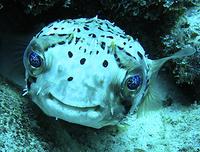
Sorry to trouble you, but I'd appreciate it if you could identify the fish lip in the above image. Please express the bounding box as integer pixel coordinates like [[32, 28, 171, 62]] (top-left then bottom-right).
[[47, 92, 101, 111]]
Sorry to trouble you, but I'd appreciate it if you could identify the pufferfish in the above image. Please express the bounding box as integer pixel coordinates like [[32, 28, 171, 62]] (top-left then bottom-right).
[[23, 17, 195, 128]]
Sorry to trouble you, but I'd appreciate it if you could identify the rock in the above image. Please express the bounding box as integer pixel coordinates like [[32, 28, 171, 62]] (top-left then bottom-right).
[[162, 6, 200, 99], [0, 76, 79, 151]]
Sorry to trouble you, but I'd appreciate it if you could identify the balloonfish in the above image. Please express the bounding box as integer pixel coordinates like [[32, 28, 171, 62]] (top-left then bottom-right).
[[23, 17, 195, 128]]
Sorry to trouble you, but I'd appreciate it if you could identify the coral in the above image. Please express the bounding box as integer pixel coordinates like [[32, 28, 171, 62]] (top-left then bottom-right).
[[13, 0, 71, 16], [0, 76, 80, 151], [0, 76, 52, 151], [100, 0, 189, 20], [162, 6, 200, 85]]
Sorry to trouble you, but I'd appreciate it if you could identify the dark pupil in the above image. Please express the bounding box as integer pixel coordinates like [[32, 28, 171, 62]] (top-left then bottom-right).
[[127, 75, 141, 90], [29, 52, 42, 68]]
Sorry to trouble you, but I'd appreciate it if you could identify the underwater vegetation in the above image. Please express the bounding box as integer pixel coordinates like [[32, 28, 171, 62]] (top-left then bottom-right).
[[162, 6, 200, 82], [9, 0, 72, 16], [162, 6, 200, 99], [0, 76, 53, 151]]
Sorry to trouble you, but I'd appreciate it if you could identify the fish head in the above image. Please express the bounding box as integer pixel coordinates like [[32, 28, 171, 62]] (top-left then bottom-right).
[[23, 35, 150, 129]]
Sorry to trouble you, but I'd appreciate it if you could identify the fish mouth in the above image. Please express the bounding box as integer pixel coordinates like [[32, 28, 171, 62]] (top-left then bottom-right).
[[40, 92, 106, 128], [47, 92, 102, 112]]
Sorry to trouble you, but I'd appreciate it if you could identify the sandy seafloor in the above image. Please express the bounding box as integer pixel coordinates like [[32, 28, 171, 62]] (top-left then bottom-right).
[[0, 75, 199, 152]]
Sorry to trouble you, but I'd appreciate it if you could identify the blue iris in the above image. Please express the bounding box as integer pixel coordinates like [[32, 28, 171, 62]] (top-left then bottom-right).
[[29, 51, 42, 68], [126, 74, 142, 90]]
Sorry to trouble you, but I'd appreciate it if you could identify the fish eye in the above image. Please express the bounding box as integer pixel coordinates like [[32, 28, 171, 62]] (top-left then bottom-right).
[[29, 51, 42, 68], [126, 74, 142, 90]]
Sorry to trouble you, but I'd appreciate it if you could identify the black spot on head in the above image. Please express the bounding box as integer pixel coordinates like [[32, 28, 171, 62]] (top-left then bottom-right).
[[100, 42, 106, 50], [116, 58, 120, 62], [53, 27, 58, 30], [123, 42, 126, 45], [96, 50, 99, 54], [114, 53, 118, 59], [125, 52, 132, 57], [67, 77, 73, 81], [77, 28, 80, 32], [75, 37, 80, 44], [137, 51, 143, 59], [84, 49, 86, 53], [79, 46, 82, 50], [106, 35, 113, 39], [108, 30, 113, 34], [129, 46, 132, 48], [98, 27, 103, 31], [107, 50, 110, 54], [105, 23, 111, 29], [114, 53, 120, 63], [61, 27, 64, 30], [89, 33, 96, 38], [51, 44, 56, 48], [85, 20, 93, 23], [90, 51, 92, 55], [49, 33, 55, 36], [117, 46, 123, 50], [118, 63, 125, 69], [68, 38, 73, 45], [83, 26, 89, 30], [58, 34, 67, 36], [58, 41, 65, 45], [80, 58, 86, 65], [100, 35, 105, 37], [120, 35, 126, 39], [68, 51, 73, 58], [103, 60, 108, 68]]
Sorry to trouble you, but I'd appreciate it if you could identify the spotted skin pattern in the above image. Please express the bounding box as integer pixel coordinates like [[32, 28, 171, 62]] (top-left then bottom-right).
[[23, 17, 153, 128]]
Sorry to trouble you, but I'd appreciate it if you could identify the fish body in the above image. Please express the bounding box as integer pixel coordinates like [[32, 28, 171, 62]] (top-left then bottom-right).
[[23, 17, 194, 128]]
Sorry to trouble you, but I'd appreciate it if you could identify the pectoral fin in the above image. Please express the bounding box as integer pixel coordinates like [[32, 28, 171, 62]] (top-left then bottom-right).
[[137, 47, 196, 115]]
